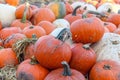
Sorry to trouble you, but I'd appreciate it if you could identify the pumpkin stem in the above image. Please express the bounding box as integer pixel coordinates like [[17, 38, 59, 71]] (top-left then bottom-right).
[[29, 25, 34, 29], [12, 36, 38, 63], [107, 8, 112, 13], [61, 61, 72, 76], [118, 9, 120, 14], [82, 10, 107, 18], [72, 6, 81, 16], [30, 56, 39, 65], [103, 64, 111, 70], [83, 43, 91, 50], [55, 28, 71, 42], [21, 2, 30, 23]]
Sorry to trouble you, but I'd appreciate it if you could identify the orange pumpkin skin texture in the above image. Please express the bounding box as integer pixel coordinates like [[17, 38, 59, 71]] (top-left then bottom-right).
[[10, 19, 32, 30], [0, 27, 22, 41], [24, 44, 34, 60], [70, 43, 96, 75], [89, 60, 120, 80], [5, 0, 19, 6], [106, 14, 120, 27], [22, 25, 46, 38], [0, 48, 18, 68], [15, 3, 33, 20], [45, 61, 86, 80], [34, 35, 72, 69], [16, 59, 49, 80], [103, 22, 117, 32], [70, 17, 105, 43], [65, 2, 73, 15], [37, 21, 56, 35], [64, 6, 82, 24], [3, 33, 26, 48], [33, 8, 56, 25]]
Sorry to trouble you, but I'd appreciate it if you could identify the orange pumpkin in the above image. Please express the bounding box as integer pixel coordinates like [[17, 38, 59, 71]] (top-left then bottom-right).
[[16, 58, 49, 80], [45, 61, 86, 80], [0, 48, 18, 68], [0, 27, 22, 41], [103, 22, 117, 32], [3, 33, 26, 48], [89, 60, 120, 80], [70, 17, 105, 43], [70, 43, 96, 75], [24, 44, 35, 60], [106, 13, 120, 26], [15, 3, 33, 20], [5, 0, 19, 6], [64, 6, 82, 24], [37, 21, 56, 35], [34, 34, 72, 69], [33, 7, 56, 25], [22, 25, 46, 38], [10, 19, 32, 30]]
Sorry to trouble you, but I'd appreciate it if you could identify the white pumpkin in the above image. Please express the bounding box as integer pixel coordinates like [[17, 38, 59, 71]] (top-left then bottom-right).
[[97, 2, 120, 14], [0, 4, 16, 27], [91, 33, 120, 62], [71, 1, 86, 9], [97, 2, 113, 14], [53, 19, 70, 28], [82, 3, 96, 11], [50, 27, 73, 46]]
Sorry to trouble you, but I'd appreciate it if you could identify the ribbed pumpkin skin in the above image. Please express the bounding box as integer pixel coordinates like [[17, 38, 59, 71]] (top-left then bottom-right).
[[44, 68, 86, 80], [48, 2, 66, 19], [89, 60, 120, 80], [34, 35, 72, 70], [16, 59, 49, 80], [70, 43, 96, 75], [70, 17, 105, 43]]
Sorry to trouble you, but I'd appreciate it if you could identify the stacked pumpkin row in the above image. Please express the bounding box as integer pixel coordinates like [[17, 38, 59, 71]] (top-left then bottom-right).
[[0, 0, 120, 80]]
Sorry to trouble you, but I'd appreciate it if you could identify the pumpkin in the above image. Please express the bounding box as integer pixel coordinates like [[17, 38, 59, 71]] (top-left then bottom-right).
[[89, 60, 120, 80], [24, 44, 35, 60], [114, 28, 120, 34], [47, 0, 66, 19], [3, 33, 26, 48], [103, 22, 117, 32], [64, 6, 82, 24], [12, 34, 38, 63], [70, 43, 96, 75], [97, 2, 120, 14], [5, 0, 20, 6], [0, 48, 18, 68], [44, 61, 86, 80], [0, 27, 22, 41], [81, 3, 96, 12], [106, 13, 120, 26], [15, 2, 33, 20], [37, 21, 56, 35], [50, 27, 73, 46], [0, 4, 16, 27], [33, 7, 56, 25], [11, 2, 32, 30], [71, 1, 86, 10], [16, 58, 49, 80], [22, 25, 46, 38], [91, 33, 120, 62], [34, 28, 72, 69], [53, 19, 70, 28], [70, 16, 105, 43], [65, 1, 73, 15]]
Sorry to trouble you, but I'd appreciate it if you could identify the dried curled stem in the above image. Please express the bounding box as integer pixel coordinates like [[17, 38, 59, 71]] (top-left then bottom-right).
[[0, 65, 17, 80], [12, 37, 37, 63]]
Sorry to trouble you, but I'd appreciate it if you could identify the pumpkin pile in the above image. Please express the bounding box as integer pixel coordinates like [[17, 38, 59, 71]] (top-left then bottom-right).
[[0, 0, 120, 80]]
